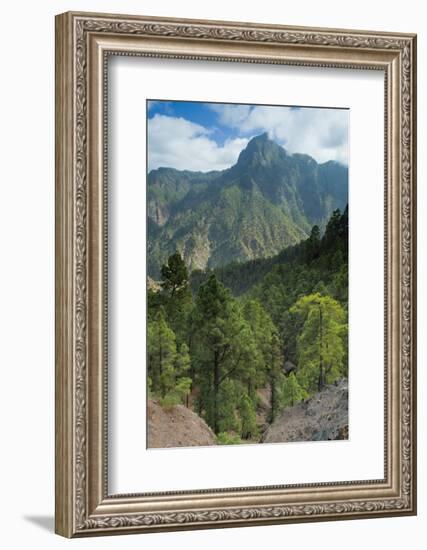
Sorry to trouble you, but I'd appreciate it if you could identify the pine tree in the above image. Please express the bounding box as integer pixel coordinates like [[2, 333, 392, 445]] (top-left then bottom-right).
[[192, 275, 233, 431], [217, 379, 240, 434], [146, 207, 349, 445], [147, 310, 177, 397], [174, 377, 192, 407], [281, 372, 307, 408], [239, 393, 258, 440], [306, 224, 321, 261], [242, 299, 276, 389], [193, 275, 259, 433], [160, 252, 189, 298], [175, 343, 192, 406], [175, 343, 191, 377], [290, 293, 347, 393], [268, 332, 284, 423], [160, 252, 193, 347]]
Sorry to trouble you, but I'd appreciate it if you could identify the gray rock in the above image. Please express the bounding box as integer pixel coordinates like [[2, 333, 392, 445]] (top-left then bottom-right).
[[283, 360, 297, 375], [262, 379, 349, 444]]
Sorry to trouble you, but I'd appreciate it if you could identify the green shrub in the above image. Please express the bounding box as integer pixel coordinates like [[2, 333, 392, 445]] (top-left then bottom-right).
[[216, 432, 242, 445], [239, 394, 259, 440], [159, 393, 181, 409]]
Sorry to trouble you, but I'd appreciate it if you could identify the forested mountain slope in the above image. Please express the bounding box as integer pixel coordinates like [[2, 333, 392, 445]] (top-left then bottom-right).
[[147, 208, 348, 446], [148, 133, 348, 277]]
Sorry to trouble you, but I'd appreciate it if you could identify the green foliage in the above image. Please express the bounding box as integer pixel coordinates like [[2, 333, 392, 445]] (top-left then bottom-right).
[[268, 332, 285, 423], [161, 251, 189, 297], [147, 204, 348, 446], [190, 208, 349, 317], [217, 379, 241, 434], [242, 299, 276, 388], [159, 393, 181, 409], [291, 293, 347, 393], [158, 253, 193, 348], [175, 343, 191, 377], [148, 303, 194, 405], [160, 377, 193, 409], [281, 373, 307, 408], [147, 310, 177, 397], [175, 376, 192, 399], [191, 274, 260, 433], [216, 432, 242, 445], [305, 225, 321, 261], [239, 394, 258, 440]]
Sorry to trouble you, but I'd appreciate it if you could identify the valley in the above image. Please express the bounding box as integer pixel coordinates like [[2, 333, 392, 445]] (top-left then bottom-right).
[[147, 200, 348, 446]]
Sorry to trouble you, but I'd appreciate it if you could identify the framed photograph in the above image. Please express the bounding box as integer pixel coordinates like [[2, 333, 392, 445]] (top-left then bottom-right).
[[55, 11, 417, 537]]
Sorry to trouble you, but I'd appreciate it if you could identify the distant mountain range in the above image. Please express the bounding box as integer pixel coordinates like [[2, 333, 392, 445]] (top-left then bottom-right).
[[147, 133, 348, 277]]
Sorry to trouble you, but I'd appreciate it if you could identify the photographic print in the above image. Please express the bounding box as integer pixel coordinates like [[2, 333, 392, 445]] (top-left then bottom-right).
[[146, 100, 349, 448]]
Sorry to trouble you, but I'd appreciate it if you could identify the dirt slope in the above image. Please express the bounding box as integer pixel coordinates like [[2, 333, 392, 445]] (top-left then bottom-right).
[[262, 378, 348, 443], [147, 399, 216, 448]]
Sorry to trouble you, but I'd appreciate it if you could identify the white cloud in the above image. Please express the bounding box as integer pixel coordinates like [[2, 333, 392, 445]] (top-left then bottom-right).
[[209, 104, 349, 165], [147, 114, 249, 172], [209, 104, 251, 127], [148, 105, 349, 172]]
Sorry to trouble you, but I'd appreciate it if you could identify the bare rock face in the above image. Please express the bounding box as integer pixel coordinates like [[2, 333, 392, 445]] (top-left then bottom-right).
[[147, 276, 161, 292], [262, 379, 348, 444], [283, 360, 297, 375], [147, 400, 216, 449]]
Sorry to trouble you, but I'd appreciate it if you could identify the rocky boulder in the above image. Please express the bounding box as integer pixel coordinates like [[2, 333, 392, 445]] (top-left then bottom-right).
[[147, 399, 216, 448], [262, 378, 348, 443]]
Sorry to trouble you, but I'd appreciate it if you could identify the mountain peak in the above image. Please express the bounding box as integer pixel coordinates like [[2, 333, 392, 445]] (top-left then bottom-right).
[[246, 132, 275, 150], [250, 131, 270, 143], [237, 133, 286, 168]]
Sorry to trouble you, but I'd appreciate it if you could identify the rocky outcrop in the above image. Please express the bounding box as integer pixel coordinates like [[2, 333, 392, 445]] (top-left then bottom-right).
[[147, 276, 161, 292], [147, 399, 216, 448], [262, 379, 348, 443], [283, 360, 297, 375]]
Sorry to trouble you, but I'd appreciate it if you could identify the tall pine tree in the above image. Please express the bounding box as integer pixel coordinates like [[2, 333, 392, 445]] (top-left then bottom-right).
[[193, 275, 259, 433], [147, 310, 177, 397], [268, 332, 284, 423], [290, 293, 347, 393]]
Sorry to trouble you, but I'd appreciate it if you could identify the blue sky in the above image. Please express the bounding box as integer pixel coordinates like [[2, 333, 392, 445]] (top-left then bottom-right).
[[147, 100, 348, 172]]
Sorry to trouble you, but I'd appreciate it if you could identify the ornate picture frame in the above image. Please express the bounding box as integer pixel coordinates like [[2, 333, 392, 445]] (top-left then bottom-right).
[[55, 11, 417, 537]]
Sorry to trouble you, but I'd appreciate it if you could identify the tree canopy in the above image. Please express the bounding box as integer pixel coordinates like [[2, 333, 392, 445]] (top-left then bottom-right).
[[147, 207, 349, 444]]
